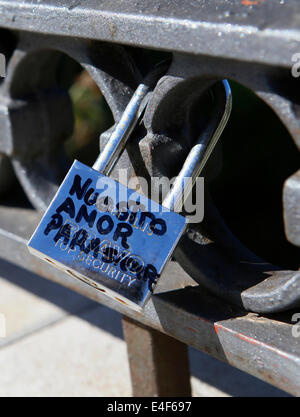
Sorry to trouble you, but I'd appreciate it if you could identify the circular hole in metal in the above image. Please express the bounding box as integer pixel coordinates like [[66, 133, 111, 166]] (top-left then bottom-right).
[[63, 67, 114, 167], [5, 50, 116, 212], [208, 80, 300, 270]]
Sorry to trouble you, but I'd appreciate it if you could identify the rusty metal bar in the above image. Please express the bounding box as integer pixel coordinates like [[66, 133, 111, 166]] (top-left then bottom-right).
[[122, 315, 191, 397]]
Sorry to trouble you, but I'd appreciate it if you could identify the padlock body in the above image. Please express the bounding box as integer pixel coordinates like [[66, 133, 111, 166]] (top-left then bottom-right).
[[28, 160, 187, 310]]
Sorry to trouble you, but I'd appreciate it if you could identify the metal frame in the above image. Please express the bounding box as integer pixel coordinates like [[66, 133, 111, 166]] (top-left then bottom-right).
[[0, 0, 300, 396], [0, 206, 299, 396]]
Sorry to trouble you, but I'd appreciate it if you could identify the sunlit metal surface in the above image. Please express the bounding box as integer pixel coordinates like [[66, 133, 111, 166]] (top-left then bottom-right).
[[28, 161, 187, 309]]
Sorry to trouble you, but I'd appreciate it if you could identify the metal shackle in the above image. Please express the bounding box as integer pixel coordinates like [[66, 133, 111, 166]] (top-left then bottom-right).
[[92, 62, 169, 175], [163, 80, 232, 214]]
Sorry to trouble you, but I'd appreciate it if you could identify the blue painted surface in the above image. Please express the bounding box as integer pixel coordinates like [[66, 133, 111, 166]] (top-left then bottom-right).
[[28, 161, 187, 308]]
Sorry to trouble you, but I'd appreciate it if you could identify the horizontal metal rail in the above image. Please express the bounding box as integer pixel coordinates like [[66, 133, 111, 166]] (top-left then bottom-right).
[[0, 0, 299, 67], [0, 206, 299, 396]]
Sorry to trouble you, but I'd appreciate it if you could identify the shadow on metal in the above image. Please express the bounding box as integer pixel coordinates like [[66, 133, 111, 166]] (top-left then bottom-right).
[[0, 257, 291, 397]]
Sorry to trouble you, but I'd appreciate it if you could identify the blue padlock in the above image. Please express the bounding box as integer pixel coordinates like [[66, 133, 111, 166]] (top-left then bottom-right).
[[28, 80, 231, 310]]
